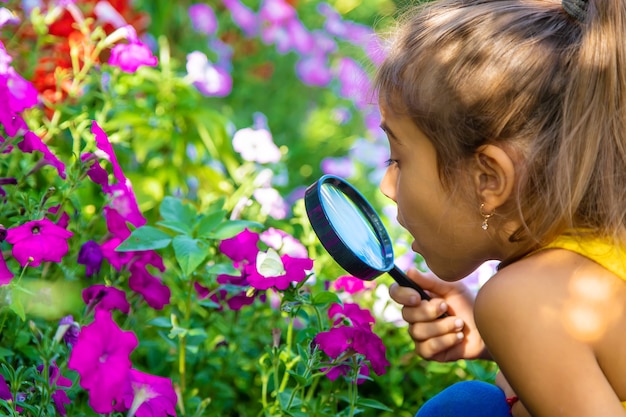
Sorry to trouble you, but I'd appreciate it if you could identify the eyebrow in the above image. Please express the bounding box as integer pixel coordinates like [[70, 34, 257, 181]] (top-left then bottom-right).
[[379, 122, 398, 141]]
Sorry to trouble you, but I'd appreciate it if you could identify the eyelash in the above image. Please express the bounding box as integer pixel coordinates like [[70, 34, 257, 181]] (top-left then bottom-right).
[[385, 158, 398, 167]]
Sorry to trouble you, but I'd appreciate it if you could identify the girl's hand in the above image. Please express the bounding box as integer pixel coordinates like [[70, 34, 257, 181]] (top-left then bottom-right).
[[389, 268, 488, 362]]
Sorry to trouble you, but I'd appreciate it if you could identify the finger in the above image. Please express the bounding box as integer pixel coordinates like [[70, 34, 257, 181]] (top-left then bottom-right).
[[404, 315, 464, 342], [388, 282, 422, 306], [401, 298, 450, 322], [405, 268, 459, 296], [409, 326, 465, 360]]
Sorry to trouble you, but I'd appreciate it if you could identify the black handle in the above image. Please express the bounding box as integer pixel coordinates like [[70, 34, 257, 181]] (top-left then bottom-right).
[[388, 265, 449, 318]]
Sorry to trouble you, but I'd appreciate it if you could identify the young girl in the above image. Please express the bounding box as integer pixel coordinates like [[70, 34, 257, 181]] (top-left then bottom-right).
[[374, 0, 626, 415]]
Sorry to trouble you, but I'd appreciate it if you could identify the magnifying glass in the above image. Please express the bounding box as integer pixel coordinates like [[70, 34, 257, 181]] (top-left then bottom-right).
[[304, 174, 437, 304]]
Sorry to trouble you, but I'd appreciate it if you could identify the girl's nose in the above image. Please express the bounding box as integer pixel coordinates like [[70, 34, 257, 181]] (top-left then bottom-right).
[[379, 168, 397, 202]]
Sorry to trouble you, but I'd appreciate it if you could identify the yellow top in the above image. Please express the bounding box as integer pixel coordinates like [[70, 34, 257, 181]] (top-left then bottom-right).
[[542, 234, 626, 410]]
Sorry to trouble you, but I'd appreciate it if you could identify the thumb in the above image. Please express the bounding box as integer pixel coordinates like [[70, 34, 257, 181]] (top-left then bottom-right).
[[405, 268, 457, 297]]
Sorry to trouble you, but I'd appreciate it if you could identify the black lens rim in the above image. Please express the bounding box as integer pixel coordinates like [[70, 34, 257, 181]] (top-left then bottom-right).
[[304, 174, 394, 280]]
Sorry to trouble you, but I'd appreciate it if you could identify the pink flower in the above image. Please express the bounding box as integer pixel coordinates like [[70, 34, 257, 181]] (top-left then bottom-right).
[[90, 122, 146, 228], [83, 284, 130, 314], [331, 276, 374, 295], [328, 302, 375, 327], [109, 42, 158, 73], [0, 254, 13, 286], [189, 3, 217, 36], [121, 369, 177, 417], [5, 218, 73, 267], [219, 228, 260, 264], [68, 310, 138, 413], [18, 131, 66, 179], [260, 227, 308, 258], [128, 263, 170, 310]]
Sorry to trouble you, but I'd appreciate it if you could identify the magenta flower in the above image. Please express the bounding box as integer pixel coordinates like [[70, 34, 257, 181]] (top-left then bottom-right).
[[81, 153, 109, 187], [90, 122, 146, 228], [186, 51, 232, 97], [0, 254, 13, 286], [18, 131, 66, 179], [37, 363, 72, 416], [78, 240, 104, 277], [219, 228, 260, 264], [328, 302, 375, 328], [315, 325, 389, 378], [68, 310, 138, 413], [246, 251, 313, 290], [0, 41, 39, 113], [128, 264, 170, 310], [83, 284, 130, 314], [108, 42, 158, 73], [121, 369, 177, 417], [0, 374, 11, 401], [331, 275, 374, 295], [5, 218, 73, 267], [189, 3, 217, 36]]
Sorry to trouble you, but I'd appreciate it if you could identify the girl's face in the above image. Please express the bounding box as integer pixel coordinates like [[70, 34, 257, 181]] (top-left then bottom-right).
[[378, 105, 493, 280]]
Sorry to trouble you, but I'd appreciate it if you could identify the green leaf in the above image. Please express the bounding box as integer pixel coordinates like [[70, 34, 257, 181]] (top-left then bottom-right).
[[195, 209, 228, 238], [157, 220, 191, 234], [207, 220, 264, 240], [356, 398, 394, 412], [148, 317, 172, 328], [160, 196, 197, 224], [286, 370, 310, 386], [0, 347, 14, 358], [172, 235, 208, 276], [312, 291, 342, 307], [9, 297, 25, 321], [117, 226, 172, 252]]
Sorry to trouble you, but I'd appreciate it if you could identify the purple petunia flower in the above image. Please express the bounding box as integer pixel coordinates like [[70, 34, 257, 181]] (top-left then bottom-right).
[[37, 363, 72, 416], [18, 131, 66, 179], [186, 51, 232, 97], [78, 240, 104, 277], [5, 218, 73, 267], [219, 228, 260, 264], [121, 369, 177, 417], [57, 315, 80, 347], [189, 3, 217, 36], [295, 54, 332, 87], [83, 284, 131, 314], [0, 373, 11, 401], [68, 310, 138, 413], [336, 57, 371, 110], [222, 0, 259, 36], [0, 254, 13, 286], [320, 156, 355, 178], [108, 42, 158, 73]]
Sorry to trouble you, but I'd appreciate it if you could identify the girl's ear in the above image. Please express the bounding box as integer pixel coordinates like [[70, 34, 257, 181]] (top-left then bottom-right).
[[472, 144, 516, 212]]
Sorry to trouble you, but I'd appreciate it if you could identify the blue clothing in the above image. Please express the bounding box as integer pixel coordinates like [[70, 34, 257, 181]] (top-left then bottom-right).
[[415, 380, 511, 417]]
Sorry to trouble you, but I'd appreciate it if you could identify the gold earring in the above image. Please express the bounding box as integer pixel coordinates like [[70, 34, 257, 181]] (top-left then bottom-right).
[[480, 203, 495, 231]]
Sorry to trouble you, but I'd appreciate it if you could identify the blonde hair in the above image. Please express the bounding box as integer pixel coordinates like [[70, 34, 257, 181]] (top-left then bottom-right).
[[375, 0, 626, 255]]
